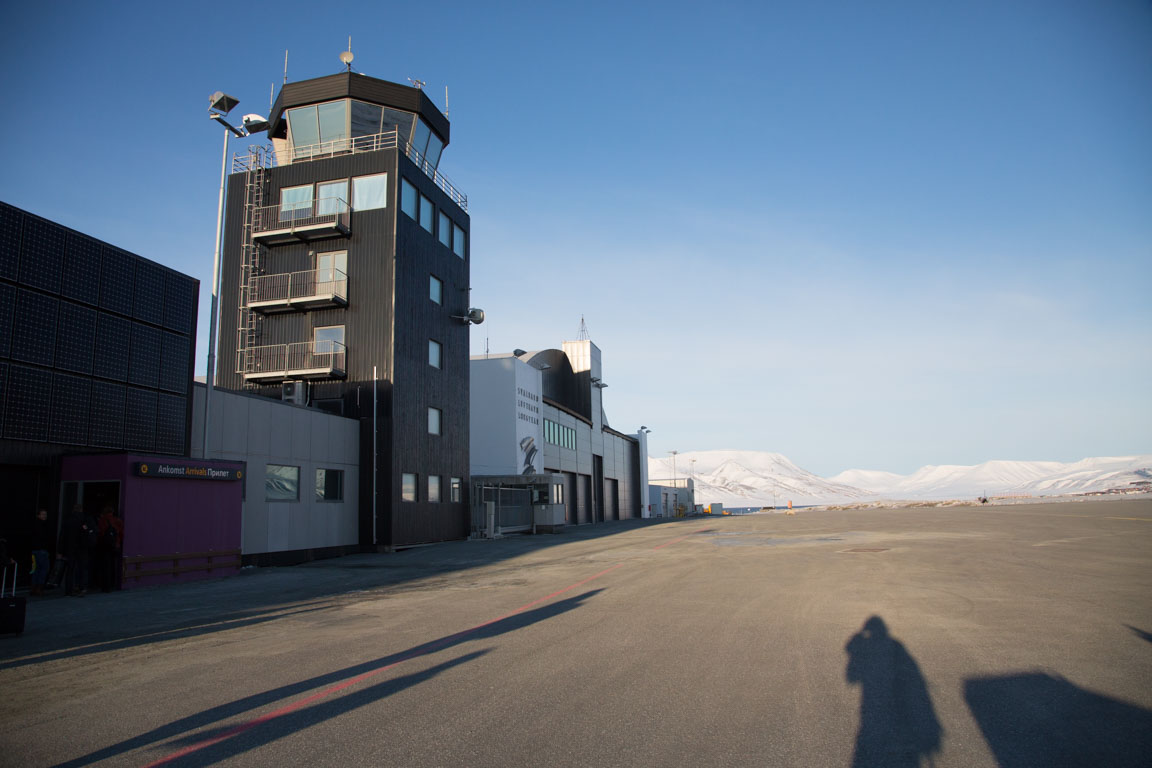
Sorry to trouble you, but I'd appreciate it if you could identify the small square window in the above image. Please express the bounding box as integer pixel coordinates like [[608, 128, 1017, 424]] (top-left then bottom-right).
[[429, 275, 443, 305], [315, 468, 344, 501], [314, 325, 344, 354], [453, 224, 465, 259], [401, 179, 418, 220], [419, 195, 433, 233], [266, 464, 299, 501], [317, 180, 348, 216], [429, 339, 442, 369], [279, 185, 312, 222], [352, 173, 388, 211], [428, 406, 442, 435], [428, 475, 441, 503], [402, 473, 417, 502], [438, 211, 451, 248]]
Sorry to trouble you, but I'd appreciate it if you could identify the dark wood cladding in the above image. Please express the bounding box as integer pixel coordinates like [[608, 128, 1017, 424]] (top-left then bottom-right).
[[268, 73, 450, 145], [389, 154, 470, 545], [216, 147, 470, 548]]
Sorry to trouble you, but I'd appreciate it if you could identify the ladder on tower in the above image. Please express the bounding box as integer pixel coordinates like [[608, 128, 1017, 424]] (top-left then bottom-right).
[[235, 145, 268, 381]]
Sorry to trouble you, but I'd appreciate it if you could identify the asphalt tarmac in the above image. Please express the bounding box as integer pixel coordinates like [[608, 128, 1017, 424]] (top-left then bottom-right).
[[2, 498, 1151, 767]]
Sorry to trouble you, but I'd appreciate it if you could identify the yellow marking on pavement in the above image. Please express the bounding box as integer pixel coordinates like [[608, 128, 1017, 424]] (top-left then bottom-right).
[[1105, 516, 1152, 522]]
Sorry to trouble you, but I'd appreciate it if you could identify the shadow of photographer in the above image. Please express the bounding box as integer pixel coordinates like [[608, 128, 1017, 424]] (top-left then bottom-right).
[[845, 615, 942, 768]]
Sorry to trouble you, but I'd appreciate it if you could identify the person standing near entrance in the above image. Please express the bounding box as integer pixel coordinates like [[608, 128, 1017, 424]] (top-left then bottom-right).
[[60, 505, 95, 597], [28, 509, 53, 596], [95, 506, 123, 593]]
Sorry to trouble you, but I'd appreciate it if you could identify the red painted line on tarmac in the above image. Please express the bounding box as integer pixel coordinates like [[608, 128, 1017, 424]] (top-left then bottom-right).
[[652, 527, 714, 550], [140, 562, 625, 767]]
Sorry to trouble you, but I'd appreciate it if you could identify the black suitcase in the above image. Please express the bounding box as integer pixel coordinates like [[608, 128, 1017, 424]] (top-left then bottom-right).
[[1, 565, 26, 635]]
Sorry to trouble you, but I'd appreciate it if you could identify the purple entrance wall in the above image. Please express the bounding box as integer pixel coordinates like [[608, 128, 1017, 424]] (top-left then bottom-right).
[[61, 454, 244, 589]]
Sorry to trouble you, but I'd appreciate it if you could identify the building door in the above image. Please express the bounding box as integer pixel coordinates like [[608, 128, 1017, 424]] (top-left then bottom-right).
[[563, 472, 577, 524], [592, 455, 603, 524]]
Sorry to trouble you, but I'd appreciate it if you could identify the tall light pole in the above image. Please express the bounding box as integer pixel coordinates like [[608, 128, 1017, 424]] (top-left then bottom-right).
[[669, 450, 678, 515], [202, 92, 267, 458]]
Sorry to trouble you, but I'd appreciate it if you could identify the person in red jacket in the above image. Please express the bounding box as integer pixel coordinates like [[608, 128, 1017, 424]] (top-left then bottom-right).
[[95, 506, 124, 593]]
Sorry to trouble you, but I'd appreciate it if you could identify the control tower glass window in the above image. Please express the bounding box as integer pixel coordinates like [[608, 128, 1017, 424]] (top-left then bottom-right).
[[380, 107, 415, 148], [318, 102, 348, 150], [288, 100, 349, 157], [350, 101, 382, 137], [411, 119, 431, 162], [425, 133, 443, 170]]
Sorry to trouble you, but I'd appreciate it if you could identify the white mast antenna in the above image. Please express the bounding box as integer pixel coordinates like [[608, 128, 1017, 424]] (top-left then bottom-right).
[[445, 86, 450, 118], [283, 50, 289, 84], [339, 37, 354, 72]]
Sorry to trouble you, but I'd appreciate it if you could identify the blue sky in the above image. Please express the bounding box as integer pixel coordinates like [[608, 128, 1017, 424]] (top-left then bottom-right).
[[1, 0, 1148, 476]]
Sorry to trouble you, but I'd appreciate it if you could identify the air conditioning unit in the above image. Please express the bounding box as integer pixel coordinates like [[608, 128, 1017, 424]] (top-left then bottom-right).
[[281, 381, 307, 405]]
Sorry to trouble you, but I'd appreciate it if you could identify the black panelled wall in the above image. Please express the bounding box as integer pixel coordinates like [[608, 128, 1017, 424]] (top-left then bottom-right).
[[0, 200, 199, 525]]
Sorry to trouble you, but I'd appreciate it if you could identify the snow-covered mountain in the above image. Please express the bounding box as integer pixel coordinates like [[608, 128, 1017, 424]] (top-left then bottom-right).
[[648, 451, 1152, 506], [828, 455, 1152, 500], [648, 451, 871, 507]]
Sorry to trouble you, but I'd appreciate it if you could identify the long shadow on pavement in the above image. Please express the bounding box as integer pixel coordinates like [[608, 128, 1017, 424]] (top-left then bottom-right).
[[964, 672, 1152, 767], [844, 615, 943, 768], [1126, 624, 1152, 645], [0, 603, 332, 671], [51, 588, 603, 768], [3, 517, 691, 668]]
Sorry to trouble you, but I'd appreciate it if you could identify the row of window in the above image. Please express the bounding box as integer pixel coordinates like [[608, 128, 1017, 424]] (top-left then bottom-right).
[[279, 173, 388, 221], [401, 473, 462, 503], [265, 464, 345, 502], [285, 99, 443, 171], [544, 418, 577, 450], [401, 179, 465, 258]]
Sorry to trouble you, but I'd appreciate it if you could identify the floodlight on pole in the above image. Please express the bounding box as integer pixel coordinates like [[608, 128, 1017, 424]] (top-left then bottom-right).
[[209, 91, 239, 115], [202, 91, 266, 459]]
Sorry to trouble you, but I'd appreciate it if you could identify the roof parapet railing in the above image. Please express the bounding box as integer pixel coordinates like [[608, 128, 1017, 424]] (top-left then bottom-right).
[[231, 129, 468, 212]]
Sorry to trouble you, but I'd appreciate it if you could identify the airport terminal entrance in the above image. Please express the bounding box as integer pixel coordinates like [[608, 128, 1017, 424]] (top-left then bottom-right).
[[60, 480, 121, 520]]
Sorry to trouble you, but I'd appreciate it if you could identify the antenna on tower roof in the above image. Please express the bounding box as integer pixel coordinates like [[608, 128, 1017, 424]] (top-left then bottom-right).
[[445, 86, 450, 118], [283, 50, 289, 84], [408, 77, 426, 90], [340, 37, 354, 72], [578, 316, 590, 340]]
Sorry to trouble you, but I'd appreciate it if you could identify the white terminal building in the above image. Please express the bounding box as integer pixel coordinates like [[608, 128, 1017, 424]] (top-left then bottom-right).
[[469, 338, 651, 532]]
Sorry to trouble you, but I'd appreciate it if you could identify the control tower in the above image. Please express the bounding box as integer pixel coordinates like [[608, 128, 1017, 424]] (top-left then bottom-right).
[[215, 67, 472, 548]]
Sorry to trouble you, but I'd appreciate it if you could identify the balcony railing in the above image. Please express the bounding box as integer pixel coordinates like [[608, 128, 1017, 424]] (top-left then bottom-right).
[[289, 132, 400, 162], [233, 130, 468, 212], [242, 341, 347, 383], [252, 198, 351, 244], [248, 269, 348, 312]]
